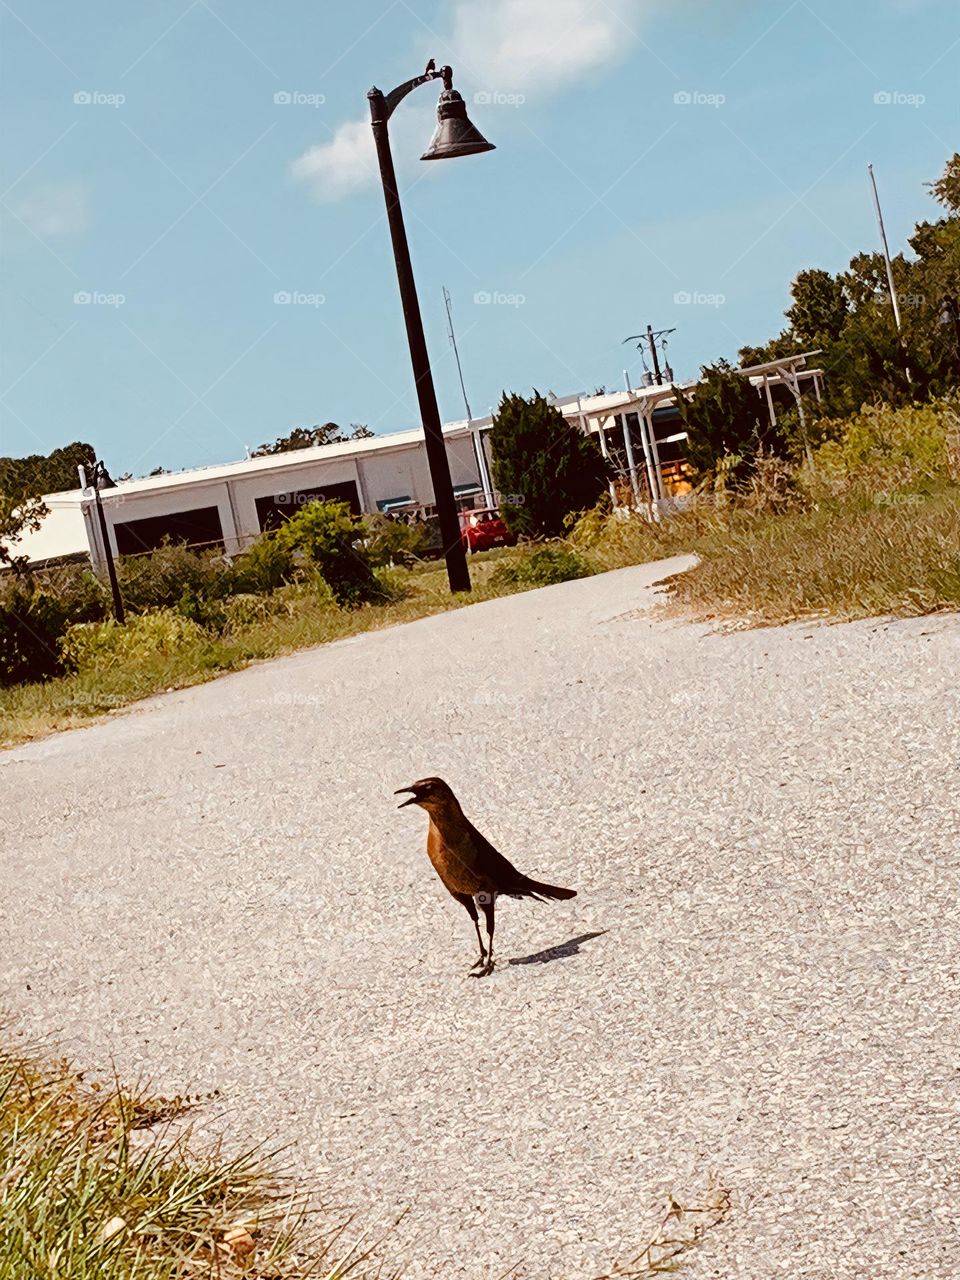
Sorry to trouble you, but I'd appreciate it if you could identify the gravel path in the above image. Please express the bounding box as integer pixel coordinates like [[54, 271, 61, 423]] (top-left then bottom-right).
[[3, 559, 959, 1279]]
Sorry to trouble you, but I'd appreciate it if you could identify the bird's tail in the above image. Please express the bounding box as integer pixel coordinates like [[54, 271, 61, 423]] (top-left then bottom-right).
[[515, 877, 577, 902]]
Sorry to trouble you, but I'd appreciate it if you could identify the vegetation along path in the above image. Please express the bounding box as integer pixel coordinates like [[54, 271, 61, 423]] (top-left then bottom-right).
[[2, 560, 958, 1279]]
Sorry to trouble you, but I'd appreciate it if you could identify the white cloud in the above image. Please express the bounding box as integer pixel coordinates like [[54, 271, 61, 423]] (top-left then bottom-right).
[[292, 0, 657, 202], [291, 118, 378, 203], [13, 180, 91, 238], [452, 0, 642, 94]]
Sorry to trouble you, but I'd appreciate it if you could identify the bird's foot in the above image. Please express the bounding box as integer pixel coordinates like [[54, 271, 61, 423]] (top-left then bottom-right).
[[469, 953, 488, 973], [469, 957, 495, 978]]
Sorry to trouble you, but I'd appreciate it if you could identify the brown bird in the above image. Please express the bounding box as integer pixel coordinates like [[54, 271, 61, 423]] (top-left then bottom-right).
[[395, 777, 576, 976]]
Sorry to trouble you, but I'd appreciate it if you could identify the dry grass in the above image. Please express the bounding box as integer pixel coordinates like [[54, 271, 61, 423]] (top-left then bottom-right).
[[0, 1034, 397, 1279], [577, 485, 960, 630], [661, 488, 960, 628], [595, 1176, 731, 1278]]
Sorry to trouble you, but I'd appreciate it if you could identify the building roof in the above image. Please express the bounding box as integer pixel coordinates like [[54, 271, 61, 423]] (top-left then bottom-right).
[[41, 423, 473, 506]]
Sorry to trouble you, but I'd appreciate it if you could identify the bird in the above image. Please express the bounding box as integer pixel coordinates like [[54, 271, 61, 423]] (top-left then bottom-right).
[[395, 777, 576, 977], [424, 57, 436, 76]]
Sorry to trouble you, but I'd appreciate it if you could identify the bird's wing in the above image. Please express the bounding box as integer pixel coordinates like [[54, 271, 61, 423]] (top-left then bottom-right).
[[465, 818, 527, 890]]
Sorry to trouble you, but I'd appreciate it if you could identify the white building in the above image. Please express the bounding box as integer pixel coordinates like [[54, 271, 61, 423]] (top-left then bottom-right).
[[5, 353, 824, 570]]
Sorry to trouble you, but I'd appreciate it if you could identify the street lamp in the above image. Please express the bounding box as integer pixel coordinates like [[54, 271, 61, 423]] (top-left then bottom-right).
[[79, 459, 125, 624], [368, 63, 494, 594]]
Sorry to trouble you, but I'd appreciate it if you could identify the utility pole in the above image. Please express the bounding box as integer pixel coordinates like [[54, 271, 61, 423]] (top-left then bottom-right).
[[868, 162, 912, 383], [623, 326, 676, 385]]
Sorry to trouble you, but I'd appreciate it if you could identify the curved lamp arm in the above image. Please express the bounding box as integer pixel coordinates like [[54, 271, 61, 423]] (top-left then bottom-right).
[[369, 63, 453, 122]]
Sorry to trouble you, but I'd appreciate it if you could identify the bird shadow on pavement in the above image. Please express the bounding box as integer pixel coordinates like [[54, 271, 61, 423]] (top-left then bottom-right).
[[508, 930, 608, 966]]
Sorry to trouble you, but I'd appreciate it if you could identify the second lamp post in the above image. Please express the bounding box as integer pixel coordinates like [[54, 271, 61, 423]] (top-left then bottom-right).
[[368, 63, 494, 594]]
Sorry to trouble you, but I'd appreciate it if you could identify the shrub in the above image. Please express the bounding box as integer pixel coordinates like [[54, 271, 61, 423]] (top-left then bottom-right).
[[0, 569, 106, 685], [225, 534, 296, 594], [364, 514, 435, 567], [491, 544, 592, 588], [116, 542, 225, 613], [806, 399, 960, 497], [274, 500, 382, 606], [61, 609, 204, 673]]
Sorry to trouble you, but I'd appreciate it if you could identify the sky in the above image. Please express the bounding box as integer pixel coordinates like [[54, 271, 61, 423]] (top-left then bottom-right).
[[0, 0, 957, 476]]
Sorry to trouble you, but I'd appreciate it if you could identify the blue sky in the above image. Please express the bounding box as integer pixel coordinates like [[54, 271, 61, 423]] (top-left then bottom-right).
[[1, 0, 957, 475]]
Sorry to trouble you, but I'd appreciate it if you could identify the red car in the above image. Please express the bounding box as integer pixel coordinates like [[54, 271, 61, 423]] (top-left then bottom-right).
[[459, 508, 517, 553]]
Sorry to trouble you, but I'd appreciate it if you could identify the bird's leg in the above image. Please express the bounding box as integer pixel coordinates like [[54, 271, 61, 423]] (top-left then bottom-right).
[[469, 915, 487, 970], [455, 893, 487, 972], [472, 893, 496, 977]]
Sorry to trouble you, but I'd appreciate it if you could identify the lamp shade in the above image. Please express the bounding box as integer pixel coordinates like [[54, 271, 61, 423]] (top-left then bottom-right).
[[421, 89, 495, 161]]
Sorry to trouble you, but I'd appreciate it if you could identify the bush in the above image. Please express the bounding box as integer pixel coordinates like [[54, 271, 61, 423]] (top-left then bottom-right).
[[116, 542, 226, 613], [61, 609, 205, 673], [491, 544, 592, 588], [225, 534, 296, 594], [364, 514, 436, 567], [274, 500, 382, 606], [0, 569, 106, 685], [805, 399, 960, 497]]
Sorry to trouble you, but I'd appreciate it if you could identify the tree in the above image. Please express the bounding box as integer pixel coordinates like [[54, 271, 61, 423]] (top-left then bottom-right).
[[785, 269, 849, 349], [0, 441, 95, 497], [675, 360, 774, 481], [928, 152, 960, 213], [489, 391, 609, 538], [0, 491, 46, 568], [737, 152, 960, 413], [252, 422, 373, 456]]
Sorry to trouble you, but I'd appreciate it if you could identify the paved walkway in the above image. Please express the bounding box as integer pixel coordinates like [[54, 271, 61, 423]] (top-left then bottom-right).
[[2, 559, 958, 1278]]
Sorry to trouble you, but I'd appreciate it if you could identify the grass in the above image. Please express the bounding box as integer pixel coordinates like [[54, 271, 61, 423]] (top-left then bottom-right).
[[0, 1035, 393, 1280]]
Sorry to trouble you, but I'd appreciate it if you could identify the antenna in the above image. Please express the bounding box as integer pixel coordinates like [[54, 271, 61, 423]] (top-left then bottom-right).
[[443, 286, 472, 420]]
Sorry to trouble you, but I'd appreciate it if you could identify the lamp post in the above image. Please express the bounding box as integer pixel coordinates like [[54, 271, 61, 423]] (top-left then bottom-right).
[[368, 63, 494, 594], [79, 460, 125, 624]]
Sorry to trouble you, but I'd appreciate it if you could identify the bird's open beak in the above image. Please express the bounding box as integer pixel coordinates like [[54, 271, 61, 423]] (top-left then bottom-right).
[[394, 787, 418, 809]]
